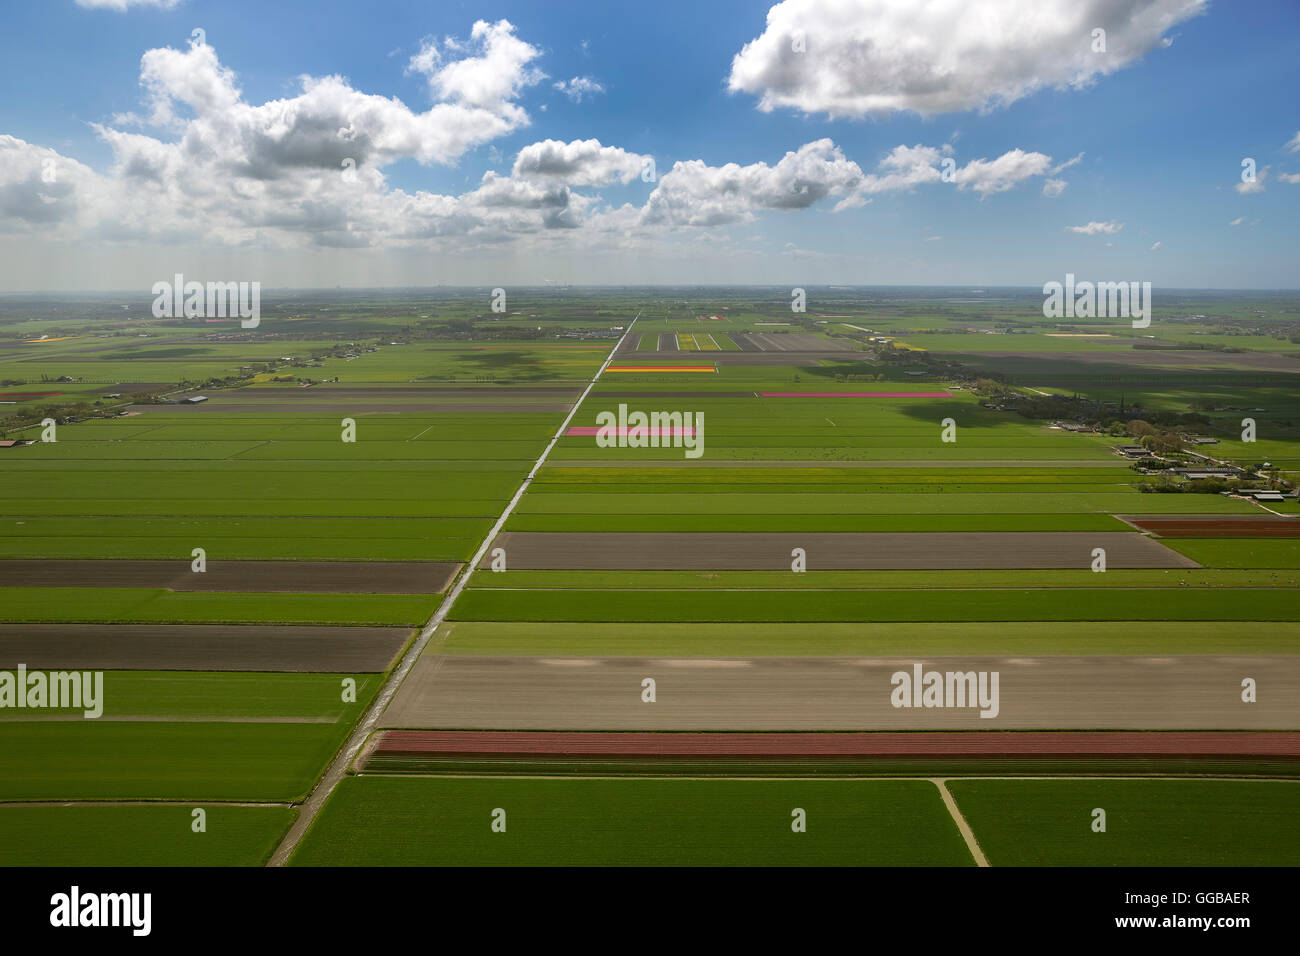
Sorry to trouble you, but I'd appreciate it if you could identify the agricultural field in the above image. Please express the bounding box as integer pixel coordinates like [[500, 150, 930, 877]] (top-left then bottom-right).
[[0, 292, 616, 865], [4, 288, 1298, 868], [291, 776, 972, 866]]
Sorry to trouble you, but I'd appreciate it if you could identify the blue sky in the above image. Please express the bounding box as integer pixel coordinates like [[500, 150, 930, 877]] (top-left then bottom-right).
[[0, 0, 1297, 289]]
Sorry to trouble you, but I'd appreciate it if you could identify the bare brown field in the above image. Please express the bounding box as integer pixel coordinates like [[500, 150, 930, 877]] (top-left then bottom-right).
[[379, 655, 1300, 731], [0, 559, 459, 594], [1123, 515, 1300, 537], [477, 531, 1196, 570], [0, 623, 411, 671], [368, 729, 1300, 758]]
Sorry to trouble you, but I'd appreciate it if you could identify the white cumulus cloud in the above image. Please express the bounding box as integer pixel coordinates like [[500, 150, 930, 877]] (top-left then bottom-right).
[[1235, 165, 1268, 194], [1067, 220, 1124, 235], [406, 20, 545, 118], [642, 139, 866, 226], [728, 0, 1206, 117], [553, 76, 606, 103], [512, 139, 647, 186], [75, 0, 182, 9]]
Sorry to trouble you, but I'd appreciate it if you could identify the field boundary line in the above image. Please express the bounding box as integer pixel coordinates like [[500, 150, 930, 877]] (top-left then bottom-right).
[[265, 309, 642, 866], [0, 799, 293, 808], [352, 772, 1300, 783], [932, 777, 989, 867]]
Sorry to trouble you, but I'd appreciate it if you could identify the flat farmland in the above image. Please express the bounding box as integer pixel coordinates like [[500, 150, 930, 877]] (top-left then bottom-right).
[[8, 292, 1297, 869], [0, 671, 382, 720], [380, 654, 1300, 730], [1164, 539, 1300, 568], [429, 620, 1300, 657], [479, 531, 1195, 570], [468, 568, 1300, 590], [0, 515, 491, 561], [506, 513, 1135, 532], [0, 324, 609, 862], [513, 491, 1258, 516], [0, 559, 459, 593], [948, 779, 1300, 866], [0, 806, 296, 867], [0, 623, 410, 671], [0, 671, 381, 801], [362, 730, 1300, 777], [0, 340, 606, 386], [452, 586, 1296, 622], [0, 587, 435, 625], [0, 721, 359, 801], [289, 776, 972, 866]]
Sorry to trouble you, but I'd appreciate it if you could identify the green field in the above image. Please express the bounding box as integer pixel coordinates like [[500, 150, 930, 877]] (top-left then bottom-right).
[[290, 776, 973, 866], [432, 620, 1300, 656], [505, 512, 1133, 532], [0, 671, 380, 801], [949, 779, 1300, 866], [0, 722, 352, 801], [0, 514, 490, 561], [452, 586, 1298, 622], [0, 806, 296, 866], [470, 568, 1300, 591], [1164, 538, 1300, 569], [0, 587, 436, 625], [0, 672, 383, 719], [515, 491, 1258, 515]]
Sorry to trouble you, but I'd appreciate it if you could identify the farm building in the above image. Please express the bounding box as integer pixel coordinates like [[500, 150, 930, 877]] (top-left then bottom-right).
[[1170, 466, 1238, 477], [1238, 489, 1287, 502]]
